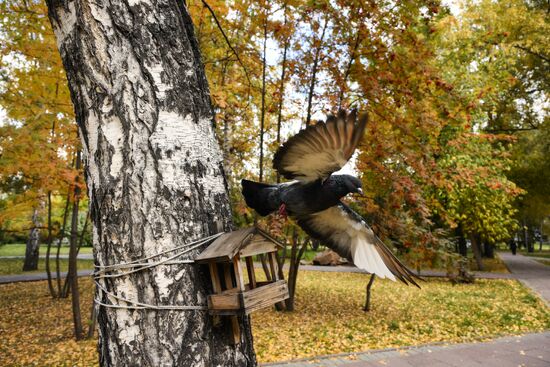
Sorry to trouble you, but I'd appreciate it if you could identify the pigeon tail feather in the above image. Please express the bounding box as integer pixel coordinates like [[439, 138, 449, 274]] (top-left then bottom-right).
[[352, 236, 396, 281], [241, 179, 280, 217]]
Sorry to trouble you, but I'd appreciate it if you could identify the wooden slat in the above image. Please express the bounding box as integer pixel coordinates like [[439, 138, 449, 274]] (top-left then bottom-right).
[[245, 257, 257, 289], [241, 280, 282, 298], [208, 263, 222, 293], [243, 280, 287, 302], [233, 256, 245, 291], [208, 309, 242, 316], [259, 254, 273, 282], [240, 236, 279, 258], [255, 227, 286, 248], [220, 287, 240, 295], [195, 227, 255, 263], [223, 263, 234, 290], [231, 316, 240, 344], [245, 287, 288, 310], [245, 294, 289, 315], [268, 252, 279, 281], [208, 293, 240, 310], [268, 253, 285, 310], [208, 280, 289, 315], [243, 281, 289, 314]]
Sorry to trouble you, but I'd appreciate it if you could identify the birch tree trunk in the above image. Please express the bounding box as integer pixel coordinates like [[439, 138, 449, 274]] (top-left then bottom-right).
[[45, 1, 256, 365], [23, 208, 41, 271]]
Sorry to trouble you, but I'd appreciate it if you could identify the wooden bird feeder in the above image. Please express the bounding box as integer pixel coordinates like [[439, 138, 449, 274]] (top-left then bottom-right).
[[195, 226, 289, 343]]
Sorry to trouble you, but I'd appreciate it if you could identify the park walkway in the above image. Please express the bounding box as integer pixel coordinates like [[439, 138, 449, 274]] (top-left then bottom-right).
[[0, 262, 515, 284], [0, 254, 93, 259], [0, 269, 93, 284], [498, 252, 550, 306], [264, 332, 550, 367]]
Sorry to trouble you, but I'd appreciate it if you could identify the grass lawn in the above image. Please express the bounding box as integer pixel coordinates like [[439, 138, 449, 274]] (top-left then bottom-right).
[[0, 244, 93, 257], [472, 255, 509, 273], [536, 259, 550, 267], [415, 253, 509, 274], [518, 243, 550, 259], [0, 272, 548, 366], [522, 251, 550, 259], [0, 258, 95, 275]]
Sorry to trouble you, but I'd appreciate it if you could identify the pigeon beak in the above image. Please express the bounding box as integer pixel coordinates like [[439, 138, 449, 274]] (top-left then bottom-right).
[[356, 188, 364, 196]]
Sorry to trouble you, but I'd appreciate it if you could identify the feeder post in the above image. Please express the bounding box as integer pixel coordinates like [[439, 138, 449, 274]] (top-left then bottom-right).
[[223, 263, 234, 290], [268, 252, 279, 281], [233, 256, 245, 291], [208, 263, 222, 293], [259, 254, 273, 281], [208, 263, 222, 326], [231, 256, 244, 344], [245, 257, 257, 289]]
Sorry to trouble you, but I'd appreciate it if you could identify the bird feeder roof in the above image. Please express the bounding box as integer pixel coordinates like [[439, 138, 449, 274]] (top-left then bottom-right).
[[195, 226, 285, 264]]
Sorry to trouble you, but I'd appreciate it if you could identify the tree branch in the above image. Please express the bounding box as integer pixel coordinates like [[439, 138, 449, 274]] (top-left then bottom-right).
[[200, 0, 253, 93], [485, 126, 540, 133], [514, 45, 550, 63]]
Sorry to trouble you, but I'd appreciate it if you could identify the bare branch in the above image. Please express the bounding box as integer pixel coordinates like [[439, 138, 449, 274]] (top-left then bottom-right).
[[200, 0, 253, 93]]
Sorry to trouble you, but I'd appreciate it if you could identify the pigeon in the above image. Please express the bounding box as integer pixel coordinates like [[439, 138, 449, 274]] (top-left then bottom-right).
[[241, 110, 420, 286]]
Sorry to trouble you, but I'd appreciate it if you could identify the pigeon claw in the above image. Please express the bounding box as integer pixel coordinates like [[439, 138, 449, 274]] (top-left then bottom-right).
[[278, 203, 288, 218]]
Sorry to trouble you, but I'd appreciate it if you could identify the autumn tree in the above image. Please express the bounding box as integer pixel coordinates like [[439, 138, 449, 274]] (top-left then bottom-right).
[[312, 1, 454, 269], [509, 122, 550, 248], [0, 0, 79, 270], [435, 0, 548, 254], [436, 130, 522, 268]]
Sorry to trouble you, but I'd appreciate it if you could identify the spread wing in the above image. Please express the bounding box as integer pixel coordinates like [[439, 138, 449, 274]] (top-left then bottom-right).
[[273, 110, 368, 183], [296, 203, 421, 287]]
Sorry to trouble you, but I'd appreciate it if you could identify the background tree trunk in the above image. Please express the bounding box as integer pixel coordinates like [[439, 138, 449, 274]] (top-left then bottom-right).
[[282, 228, 307, 311], [46, 1, 256, 365], [68, 151, 83, 340], [482, 240, 494, 258], [275, 3, 289, 184], [523, 219, 534, 253], [258, 13, 268, 183], [53, 191, 71, 297], [45, 191, 56, 297], [304, 18, 328, 127], [23, 208, 40, 271], [456, 224, 467, 257], [470, 233, 484, 271], [363, 274, 376, 312]]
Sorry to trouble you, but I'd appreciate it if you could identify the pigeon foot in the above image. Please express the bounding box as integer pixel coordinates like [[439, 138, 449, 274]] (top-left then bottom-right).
[[278, 203, 288, 218]]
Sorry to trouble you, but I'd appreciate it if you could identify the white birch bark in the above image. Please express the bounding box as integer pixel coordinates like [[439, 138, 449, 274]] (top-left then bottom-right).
[[45, 0, 256, 365], [23, 207, 41, 271]]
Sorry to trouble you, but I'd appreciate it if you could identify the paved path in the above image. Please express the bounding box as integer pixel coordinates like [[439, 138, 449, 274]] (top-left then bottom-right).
[[525, 256, 550, 262], [0, 254, 93, 259], [0, 269, 93, 284], [264, 332, 550, 367], [498, 252, 550, 306], [0, 262, 516, 285]]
